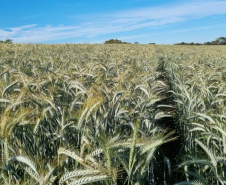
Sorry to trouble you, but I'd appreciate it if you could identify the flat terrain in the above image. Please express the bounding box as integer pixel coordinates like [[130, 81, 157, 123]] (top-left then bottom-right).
[[0, 44, 225, 184]]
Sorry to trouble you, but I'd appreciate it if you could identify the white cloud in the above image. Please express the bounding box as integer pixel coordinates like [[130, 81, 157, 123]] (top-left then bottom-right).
[[116, 1, 226, 19], [1, 0, 226, 43]]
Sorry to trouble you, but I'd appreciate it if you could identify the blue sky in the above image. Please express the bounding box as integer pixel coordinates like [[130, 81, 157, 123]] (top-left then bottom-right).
[[1, 0, 226, 44]]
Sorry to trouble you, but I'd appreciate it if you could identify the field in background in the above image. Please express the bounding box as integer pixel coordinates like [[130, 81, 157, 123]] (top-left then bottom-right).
[[0, 43, 225, 185]]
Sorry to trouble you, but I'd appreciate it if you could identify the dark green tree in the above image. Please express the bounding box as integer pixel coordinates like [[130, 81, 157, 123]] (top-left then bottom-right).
[[5, 39, 13, 44], [215, 37, 226, 45], [104, 39, 122, 44]]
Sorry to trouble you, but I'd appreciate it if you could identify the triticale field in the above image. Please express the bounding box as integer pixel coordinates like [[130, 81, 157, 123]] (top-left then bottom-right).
[[0, 43, 225, 184]]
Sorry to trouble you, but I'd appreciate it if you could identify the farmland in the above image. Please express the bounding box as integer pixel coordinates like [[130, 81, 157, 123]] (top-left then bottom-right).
[[0, 43, 226, 184]]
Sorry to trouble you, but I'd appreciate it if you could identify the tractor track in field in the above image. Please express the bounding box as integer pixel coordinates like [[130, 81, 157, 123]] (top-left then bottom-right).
[[152, 56, 185, 184]]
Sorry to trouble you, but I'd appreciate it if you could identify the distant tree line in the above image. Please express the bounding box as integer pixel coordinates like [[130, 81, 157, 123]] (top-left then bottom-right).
[[104, 39, 131, 44], [175, 37, 226, 45], [104, 39, 157, 45], [0, 39, 13, 43]]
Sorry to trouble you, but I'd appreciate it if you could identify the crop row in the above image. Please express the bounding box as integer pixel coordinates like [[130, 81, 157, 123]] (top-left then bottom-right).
[[158, 45, 226, 185]]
